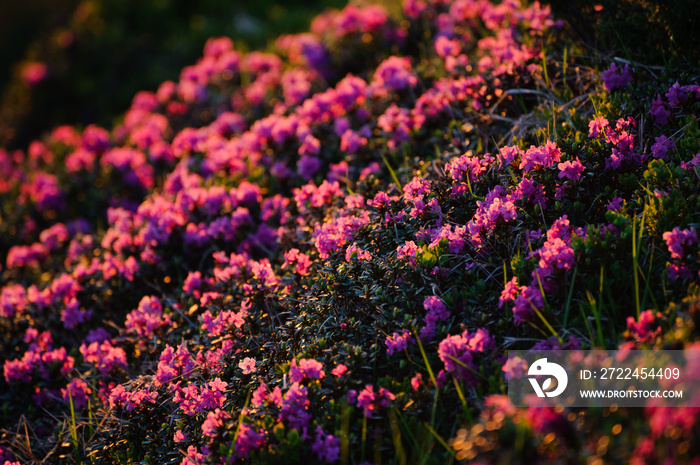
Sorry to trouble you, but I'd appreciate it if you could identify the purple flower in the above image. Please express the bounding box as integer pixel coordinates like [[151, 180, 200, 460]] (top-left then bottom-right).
[[420, 295, 450, 340], [438, 329, 493, 383], [312, 426, 340, 463], [607, 197, 623, 212], [601, 62, 633, 92], [650, 94, 670, 125], [61, 298, 91, 329], [512, 285, 544, 323], [385, 331, 412, 355], [234, 423, 266, 459], [279, 382, 311, 431], [297, 155, 322, 179], [650, 135, 674, 159], [340, 129, 367, 154]]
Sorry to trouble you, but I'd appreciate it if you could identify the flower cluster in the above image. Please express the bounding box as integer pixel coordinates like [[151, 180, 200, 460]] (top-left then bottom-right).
[[1, 0, 699, 463]]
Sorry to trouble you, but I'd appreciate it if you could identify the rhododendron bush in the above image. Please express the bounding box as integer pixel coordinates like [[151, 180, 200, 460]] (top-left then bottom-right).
[[1, 0, 699, 463]]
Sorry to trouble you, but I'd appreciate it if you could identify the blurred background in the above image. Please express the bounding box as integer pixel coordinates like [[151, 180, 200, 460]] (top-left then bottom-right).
[[0, 0, 346, 151], [2, 0, 696, 152]]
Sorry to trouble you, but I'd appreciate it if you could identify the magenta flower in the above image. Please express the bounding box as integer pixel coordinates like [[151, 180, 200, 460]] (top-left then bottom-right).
[[588, 116, 609, 138], [557, 158, 585, 181], [61, 378, 92, 409], [385, 330, 412, 355], [0, 284, 27, 319], [438, 328, 493, 383], [290, 358, 325, 383], [202, 408, 230, 439], [124, 295, 171, 339], [663, 227, 697, 259], [356, 385, 395, 417]]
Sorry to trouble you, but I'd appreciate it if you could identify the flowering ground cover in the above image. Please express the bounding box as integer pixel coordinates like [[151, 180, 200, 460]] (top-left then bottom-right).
[[1, 0, 699, 463]]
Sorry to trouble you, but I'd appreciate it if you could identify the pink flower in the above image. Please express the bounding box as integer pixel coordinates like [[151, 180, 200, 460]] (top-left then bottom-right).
[[557, 158, 585, 181], [332, 364, 348, 378], [410, 373, 423, 391], [499, 277, 522, 308], [202, 409, 230, 438], [290, 358, 325, 383], [282, 248, 312, 276], [663, 227, 697, 259], [356, 385, 395, 417], [626, 310, 661, 343], [587, 116, 609, 138], [124, 295, 171, 339], [345, 243, 371, 262], [21, 62, 48, 86], [174, 430, 188, 443], [502, 356, 528, 380], [239, 357, 257, 375], [434, 36, 461, 57], [397, 241, 420, 265]]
